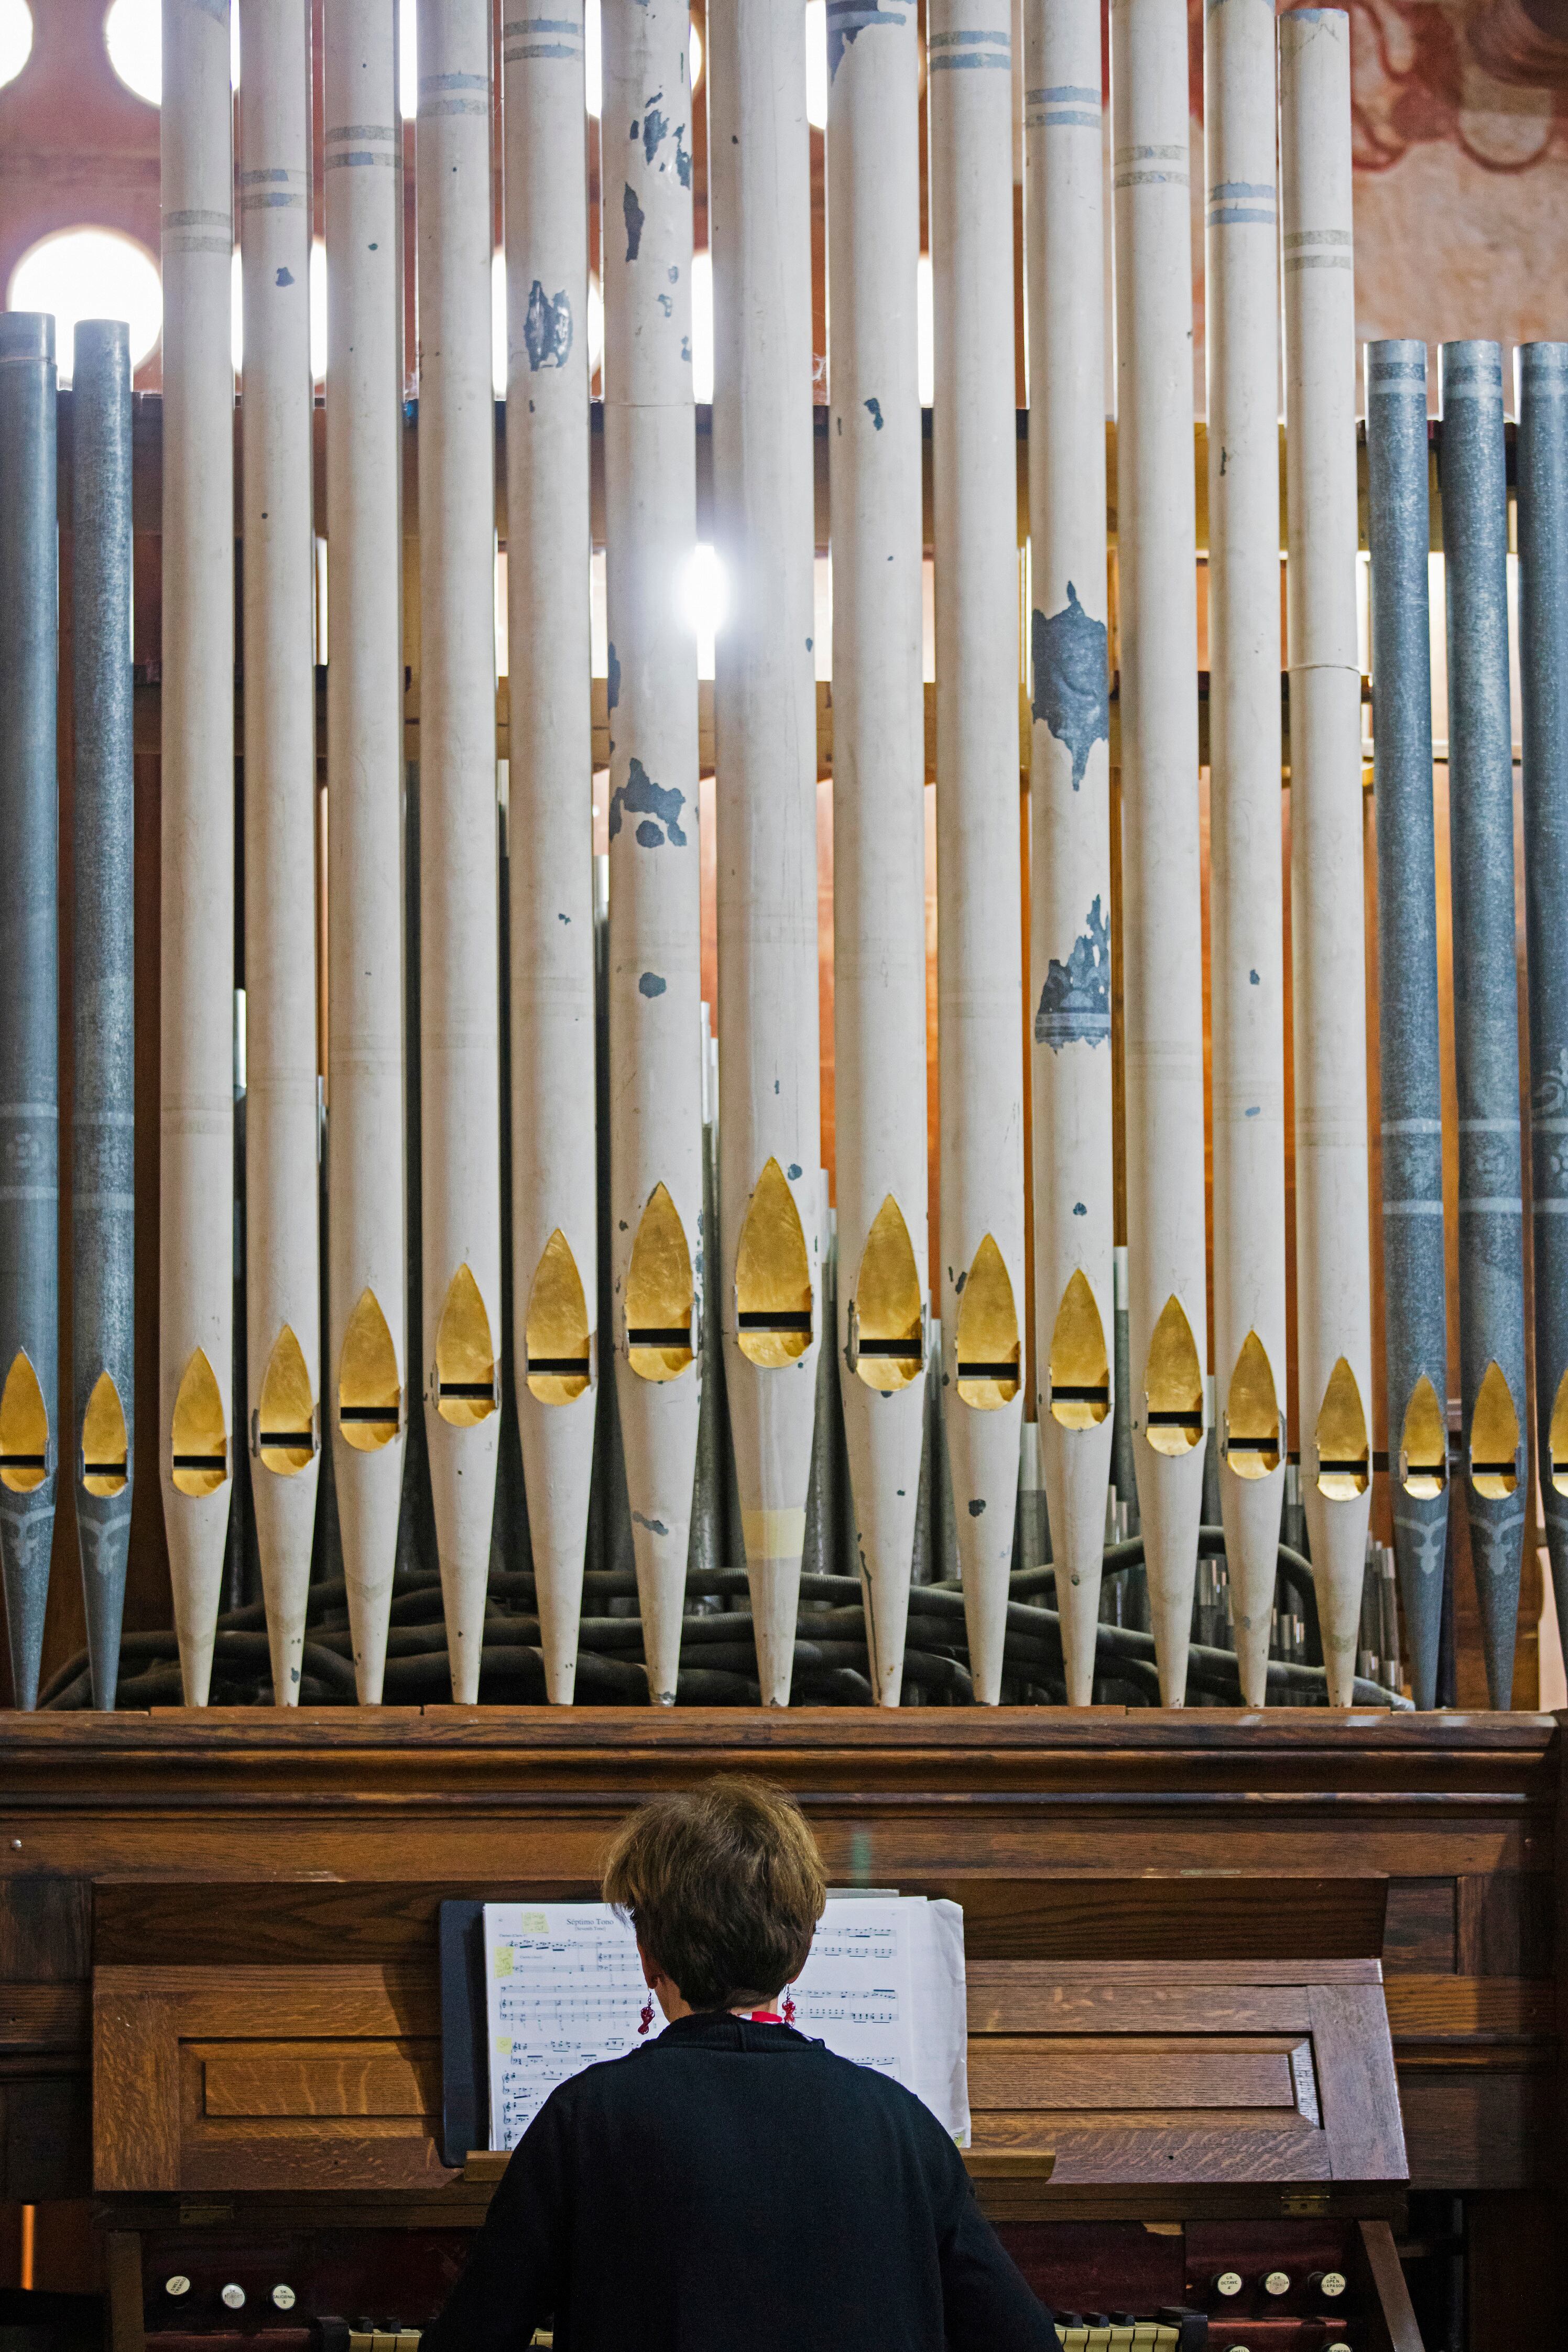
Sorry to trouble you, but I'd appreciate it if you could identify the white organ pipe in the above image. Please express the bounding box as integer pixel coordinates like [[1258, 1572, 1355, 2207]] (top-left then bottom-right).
[[929, 0, 1025, 1707], [708, 0, 822, 1707], [1204, 0, 1285, 1705], [325, 0, 407, 1703], [417, 0, 503, 1703], [239, 0, 321, 1705], [504, 0, 597, 1704], [602, 0, 702, 1704], [1024, 0, 1115, 1707], [160, 0, 236, 1703], [1280, 8, 1372, 1703], [826, 0, 928, 1707], [1111, 0, 1208, 1702]]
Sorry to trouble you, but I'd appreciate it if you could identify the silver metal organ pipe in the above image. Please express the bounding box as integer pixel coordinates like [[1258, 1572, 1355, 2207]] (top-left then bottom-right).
[[709, 0, 822, 1706], [1440, 338, 1528, 1708], [416, 0, 504, 1702], [1023, 0, 1115, 1707], [1204, 0, 1286, 1706], [0, 311, 58, 1713], [1518, 343, 1568, 1659], [602, 0, 702, 1704], [1110, 0, 1208, 1703], [159, 0, 237, 1702], [325, 0, 408, 1703], [1280, 6, 1373, 1700], [826, 0, 928, 1710], [239, 0, 322, 1703], [928, 0, 1026, 1706], [70, 318, 136, 1712], [504, 0, 597, 1703], [1366, 339, 1449, 1712]]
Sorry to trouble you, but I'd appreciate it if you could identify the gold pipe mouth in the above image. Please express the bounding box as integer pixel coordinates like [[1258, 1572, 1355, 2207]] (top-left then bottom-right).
[[1223, 1330, 1281, 1480], [850, 1195, 924, 1392], [0, 1350, 50, 1494], [434, 1265, 498, 1424], [526, 1231, 593, 1404], [1048, 1268, 1109, 1430], [1469, 1359, 1520, 1499], [1143, 1294, 1203, 1457], [955, 1234, 1020, 1409], [734, 1159, 813, 1368], [170, 1347, 227, 1497], [626, 1183, 695, 1381], [1398, 1372, 1446, 1498], [1314, 1356, 1369, 1499]]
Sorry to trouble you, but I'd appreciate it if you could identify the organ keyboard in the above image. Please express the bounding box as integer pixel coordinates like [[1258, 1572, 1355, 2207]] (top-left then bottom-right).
[[95, 1947, 1420, 2349]]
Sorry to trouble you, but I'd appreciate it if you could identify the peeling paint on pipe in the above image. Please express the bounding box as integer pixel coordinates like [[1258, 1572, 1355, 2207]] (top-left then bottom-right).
[[1025, 0, 1115, 1706], [603, 0, 703, 1703]]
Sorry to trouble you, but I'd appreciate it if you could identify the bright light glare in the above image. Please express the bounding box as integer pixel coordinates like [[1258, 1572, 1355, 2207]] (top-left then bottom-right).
[[587, 273, 603, 374], [0, 0, 31, 92], [917, 251, 933, 408], [310, 238, 326, 381], [8, 227, 162, 384], [104, 0, 158, 103], [684, 542, 727, 678], [584, 0, 600, 116], [805, 0, 826, 130], [689, 19, 702, 89], [104, 0, 240, 104], [690, 249, 713, 404], [399, 1, 417, 117]]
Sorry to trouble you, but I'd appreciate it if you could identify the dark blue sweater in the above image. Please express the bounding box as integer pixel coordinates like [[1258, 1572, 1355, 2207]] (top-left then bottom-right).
[[424, 2010, 1060, 2352]]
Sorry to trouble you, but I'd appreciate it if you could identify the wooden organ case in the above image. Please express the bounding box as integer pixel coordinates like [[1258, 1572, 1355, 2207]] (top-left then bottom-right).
[[0, 1708, 1562, 2351]]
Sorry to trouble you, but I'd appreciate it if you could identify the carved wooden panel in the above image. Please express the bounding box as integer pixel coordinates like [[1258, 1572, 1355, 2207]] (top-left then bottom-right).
[[93, 1966, 451, 2195], [965, 1961, 1407, 2189]]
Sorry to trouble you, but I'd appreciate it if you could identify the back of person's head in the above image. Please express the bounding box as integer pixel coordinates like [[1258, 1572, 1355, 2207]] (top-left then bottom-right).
[[602, 1776, 827, 2012]]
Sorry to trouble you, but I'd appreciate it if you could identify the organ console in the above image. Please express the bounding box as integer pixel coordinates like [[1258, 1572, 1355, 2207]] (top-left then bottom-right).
[[3, 0, 1567, 2342], [1, 1707, 1555, 2347]]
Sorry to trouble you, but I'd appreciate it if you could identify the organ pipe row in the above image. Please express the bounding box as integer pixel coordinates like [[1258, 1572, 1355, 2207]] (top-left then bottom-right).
[[4, 0, 1568, 1712]]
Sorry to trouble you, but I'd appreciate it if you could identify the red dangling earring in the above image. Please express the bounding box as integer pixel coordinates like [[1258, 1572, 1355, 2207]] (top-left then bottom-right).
[[638, 1991, 656, 2036], [782, 1990, 796, 2027]]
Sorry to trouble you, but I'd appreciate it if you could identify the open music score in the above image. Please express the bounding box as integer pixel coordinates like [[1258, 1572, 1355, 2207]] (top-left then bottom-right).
[[483, 1896, 970, 2152]]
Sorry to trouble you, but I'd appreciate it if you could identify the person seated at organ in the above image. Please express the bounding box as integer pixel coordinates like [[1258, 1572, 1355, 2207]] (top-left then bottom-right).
[[422, 1777, 1061, 2352]]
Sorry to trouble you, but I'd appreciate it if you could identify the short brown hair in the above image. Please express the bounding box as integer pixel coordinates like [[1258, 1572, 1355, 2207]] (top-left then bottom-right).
[[601, 1777, 826, 2011]]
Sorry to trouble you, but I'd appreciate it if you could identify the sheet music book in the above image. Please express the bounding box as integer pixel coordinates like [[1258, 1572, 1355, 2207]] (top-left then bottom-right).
[[483, 1893, 969, 2153]]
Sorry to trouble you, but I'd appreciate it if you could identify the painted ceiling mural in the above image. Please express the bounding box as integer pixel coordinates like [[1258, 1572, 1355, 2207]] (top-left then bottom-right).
[[1175, 0, 1568, 400]]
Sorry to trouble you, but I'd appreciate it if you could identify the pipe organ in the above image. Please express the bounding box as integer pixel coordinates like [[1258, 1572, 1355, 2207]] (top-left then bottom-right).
[[10, 0, 1568, 1725]]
